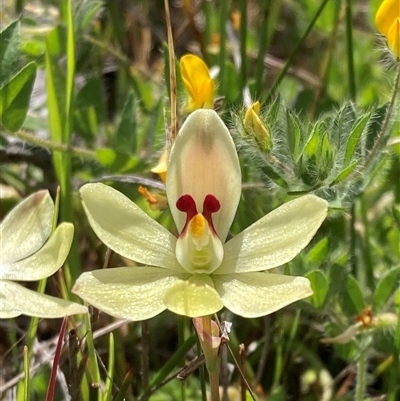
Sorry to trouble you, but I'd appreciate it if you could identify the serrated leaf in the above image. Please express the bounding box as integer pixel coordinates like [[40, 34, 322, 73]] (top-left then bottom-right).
[[329, 160, 359, 186], [115, 91, 137, 154], [344, 112, 370, 164], [373, 266, 400, 311], [303, 121, 321, 158], [0, 62, 37, 132], [340, 275, 365, 316], [306, 270, 328, 308], [96, 148, 139, 173], [0, 20, 21, 86]]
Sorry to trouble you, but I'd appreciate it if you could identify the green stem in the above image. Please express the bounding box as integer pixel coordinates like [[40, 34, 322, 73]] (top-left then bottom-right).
[[265, 0, 331, 102], [218, 0, 229, 97], [355, 347, 367, 401], [209, 370, 220, 401], [201, 316, 220, 401], [360, 197, 375, 290], [361, 64, 400, 172], [8, 130, 97, 159], [345, 0, 356, 101], [387, 297, 400, 401], [239, 0, 247, 98]]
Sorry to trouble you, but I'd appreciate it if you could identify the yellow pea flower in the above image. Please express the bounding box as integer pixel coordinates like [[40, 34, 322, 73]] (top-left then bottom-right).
[[244, 101, 272, 150], [375, 0, 400, 59], [151, 146, 168, 182], [180, 54, 215, 111]]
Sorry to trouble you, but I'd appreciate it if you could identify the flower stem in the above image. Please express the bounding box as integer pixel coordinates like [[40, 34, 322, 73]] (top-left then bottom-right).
[[201, 315, 220, 401], [355, 346, 367, 401]]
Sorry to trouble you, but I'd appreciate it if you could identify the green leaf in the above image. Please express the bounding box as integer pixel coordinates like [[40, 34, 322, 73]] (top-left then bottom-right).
[[344, 112, 370, 164], [307, 237, 329, 266], [303, 121, 321, 158], [306, 270, 328, 308], [224, 61, 240, 103], [0, 62, 37, 132], [96, 148, 139, 173], [0, 20, 21, 86], [340, 275, 365, 316], [329, 160, 359, 186], [115, 92, 137, 154], [286, 110, 301, 161], [373, 266, 400, 311]]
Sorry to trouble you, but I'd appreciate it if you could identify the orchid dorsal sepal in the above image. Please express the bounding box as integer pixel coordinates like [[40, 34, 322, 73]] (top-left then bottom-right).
[[166, 109, 241, 243]]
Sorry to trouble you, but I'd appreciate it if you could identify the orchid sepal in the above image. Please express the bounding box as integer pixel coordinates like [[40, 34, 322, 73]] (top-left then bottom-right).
[[166, 109, 241, 243]]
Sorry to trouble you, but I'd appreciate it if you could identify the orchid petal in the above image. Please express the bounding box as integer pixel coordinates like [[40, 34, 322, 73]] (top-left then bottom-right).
[[0, 280, 88, 318], [166, 109, 241, 242], [0, 190, 53, 264], [215, 195, 328, 274], [163, 274, 223, 317], [1, 223, 73, 281], [72, 266, 187, 321], [80, 183, 183, 272], [213, 272, 312, 318]]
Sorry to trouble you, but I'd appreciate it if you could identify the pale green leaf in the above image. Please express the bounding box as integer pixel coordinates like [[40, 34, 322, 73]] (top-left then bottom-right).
[[166, 109, 241, 242], [216, 195, 328, 274], [72, 266, 187, 320], [213, 272, 312, 318], [80, 183, 183, 272]]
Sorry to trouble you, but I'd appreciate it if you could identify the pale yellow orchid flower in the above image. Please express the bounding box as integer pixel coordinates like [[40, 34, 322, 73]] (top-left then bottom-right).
[[0, 191, 88, 318], [73, 109, 328, 320], [180, 54, 215, 111], [375, 0, 400, 58]]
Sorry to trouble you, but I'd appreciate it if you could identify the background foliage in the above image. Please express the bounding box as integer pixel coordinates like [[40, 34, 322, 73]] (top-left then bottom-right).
[[0, 0, 399, 400]]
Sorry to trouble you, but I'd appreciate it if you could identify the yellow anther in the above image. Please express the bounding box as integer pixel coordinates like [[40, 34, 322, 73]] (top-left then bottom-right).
[[189, 214, 207, 238]]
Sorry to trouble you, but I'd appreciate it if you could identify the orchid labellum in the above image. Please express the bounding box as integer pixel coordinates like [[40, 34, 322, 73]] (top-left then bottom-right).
[[73, 109, 328, 320]]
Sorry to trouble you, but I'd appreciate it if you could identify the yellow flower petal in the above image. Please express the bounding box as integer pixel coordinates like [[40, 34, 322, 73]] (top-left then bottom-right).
[[151, 147, 168, 182], [180, 54, 215, 111], [388, 17, 400, 57], [375, 0, 400, 37]]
